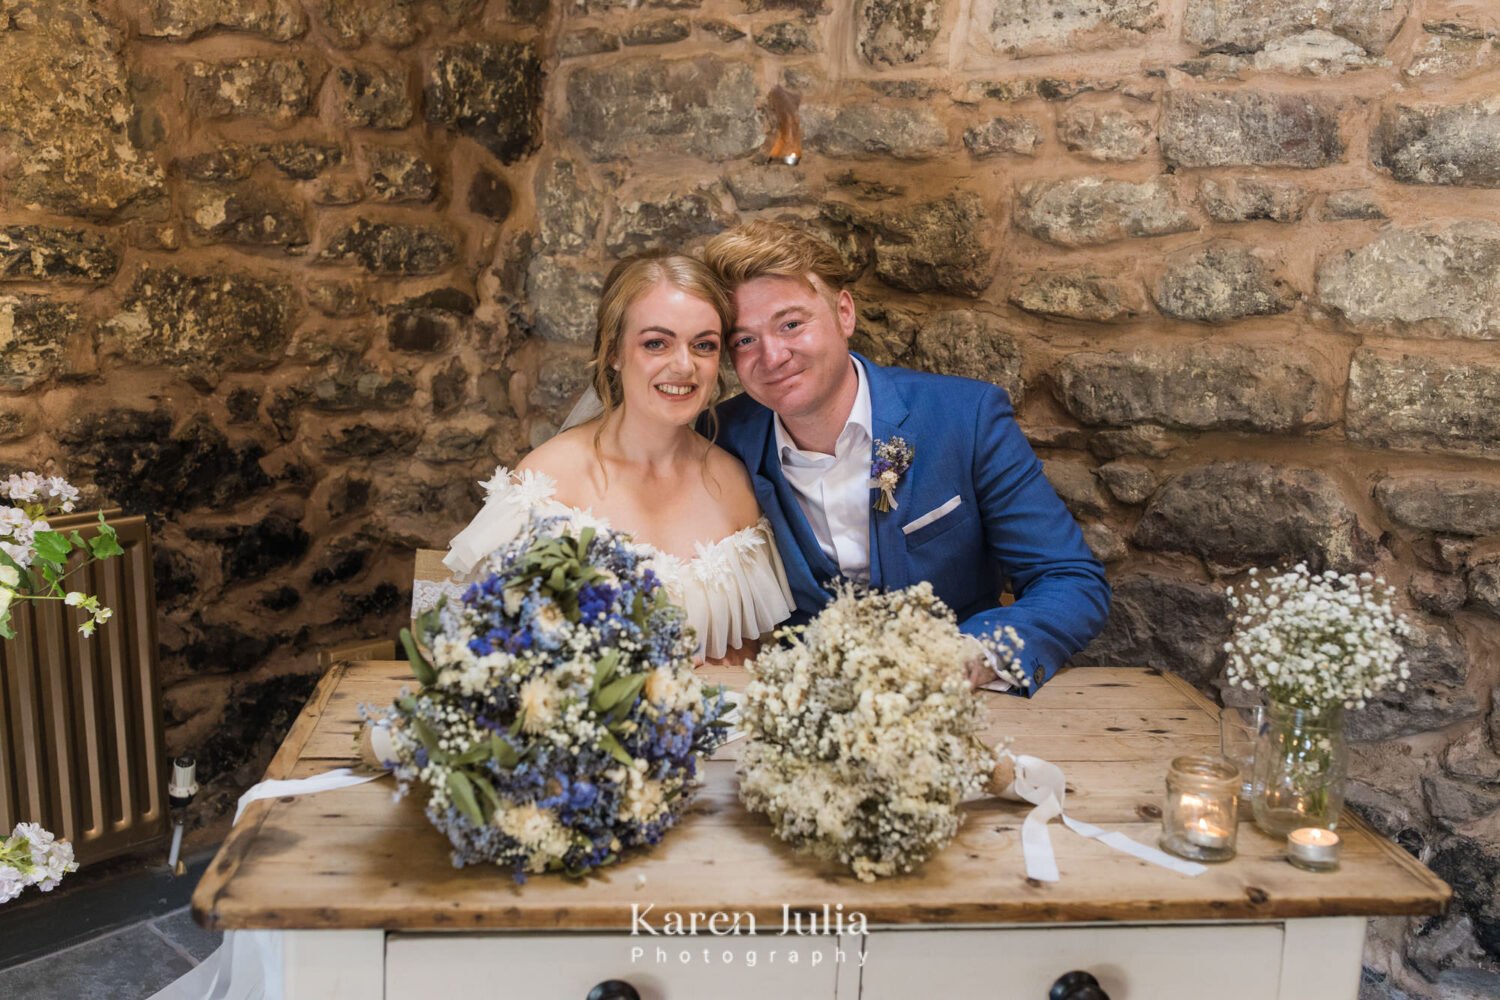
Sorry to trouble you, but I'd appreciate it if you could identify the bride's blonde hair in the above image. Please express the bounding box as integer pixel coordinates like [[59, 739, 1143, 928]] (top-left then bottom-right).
[[589, 252, 734, 452]]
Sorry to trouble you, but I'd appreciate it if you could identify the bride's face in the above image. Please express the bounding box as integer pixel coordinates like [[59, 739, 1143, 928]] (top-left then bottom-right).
[[614, 281, 723, 426]]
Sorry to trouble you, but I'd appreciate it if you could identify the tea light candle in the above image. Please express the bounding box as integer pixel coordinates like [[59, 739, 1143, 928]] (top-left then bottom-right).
[[1287, 827, 1340, 871], [1185, 816, 1232, 851]]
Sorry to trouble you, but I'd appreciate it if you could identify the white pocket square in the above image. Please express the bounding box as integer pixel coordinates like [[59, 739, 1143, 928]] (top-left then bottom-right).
[[902, 495, 962, 535]]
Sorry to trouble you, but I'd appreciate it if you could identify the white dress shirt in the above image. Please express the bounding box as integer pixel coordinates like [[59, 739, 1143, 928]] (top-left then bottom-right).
[[773, 358, 873, 582]]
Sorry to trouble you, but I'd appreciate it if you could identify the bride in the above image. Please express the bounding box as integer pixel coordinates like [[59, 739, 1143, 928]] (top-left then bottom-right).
[[444, 253, 793, 663]]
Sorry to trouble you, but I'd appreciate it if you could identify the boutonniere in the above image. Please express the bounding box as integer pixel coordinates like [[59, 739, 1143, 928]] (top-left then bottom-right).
[[869, 437, 913, 513]]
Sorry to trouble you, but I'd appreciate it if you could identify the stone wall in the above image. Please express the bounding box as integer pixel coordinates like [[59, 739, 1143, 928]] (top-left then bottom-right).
[[0, 0, 1496, 993]]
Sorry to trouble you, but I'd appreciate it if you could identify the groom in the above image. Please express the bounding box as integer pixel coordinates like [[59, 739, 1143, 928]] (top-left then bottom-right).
[[704, 222, 1110, 694]]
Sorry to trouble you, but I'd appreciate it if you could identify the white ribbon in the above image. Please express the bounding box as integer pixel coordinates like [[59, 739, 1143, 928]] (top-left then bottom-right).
[[995, 750, 1206, 881], [233, 768, 384, 825]]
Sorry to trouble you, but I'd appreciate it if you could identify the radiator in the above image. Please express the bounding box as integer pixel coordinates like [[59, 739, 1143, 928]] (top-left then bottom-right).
[[0, 510, 168, 864]]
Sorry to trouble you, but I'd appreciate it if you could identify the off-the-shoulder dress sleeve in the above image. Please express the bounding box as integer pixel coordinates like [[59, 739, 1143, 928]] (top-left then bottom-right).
[[411, 467, 557, 618], [655, 519, 794, 661], [444, 467, 557, 577]]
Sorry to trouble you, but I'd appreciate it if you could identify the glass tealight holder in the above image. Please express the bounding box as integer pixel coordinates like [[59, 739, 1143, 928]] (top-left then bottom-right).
[[1160, 755, 1240, 863]]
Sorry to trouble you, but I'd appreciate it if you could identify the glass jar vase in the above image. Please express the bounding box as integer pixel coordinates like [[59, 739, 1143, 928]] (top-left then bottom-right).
[[1251, 700, 1348, 836]]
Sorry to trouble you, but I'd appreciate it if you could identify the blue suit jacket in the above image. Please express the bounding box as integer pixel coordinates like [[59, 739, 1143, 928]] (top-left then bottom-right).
[[715, 355, 1111, 694]]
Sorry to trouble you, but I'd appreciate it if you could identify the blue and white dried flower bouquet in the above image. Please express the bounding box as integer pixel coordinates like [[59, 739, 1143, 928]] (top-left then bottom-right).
[[372, 519, 727, 880]]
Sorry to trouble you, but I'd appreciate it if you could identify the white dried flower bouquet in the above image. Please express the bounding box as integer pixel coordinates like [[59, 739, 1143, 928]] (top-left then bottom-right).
[[738, 582, 1023, 882], [1224, 563, 1412, 711]]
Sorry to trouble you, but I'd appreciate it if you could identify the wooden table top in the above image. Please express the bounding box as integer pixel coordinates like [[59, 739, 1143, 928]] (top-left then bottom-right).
[[192, 661, 1450, 932]]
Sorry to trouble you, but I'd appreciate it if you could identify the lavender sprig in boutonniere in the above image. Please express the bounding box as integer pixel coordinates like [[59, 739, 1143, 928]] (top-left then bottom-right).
[[869, 437, 913, 513]]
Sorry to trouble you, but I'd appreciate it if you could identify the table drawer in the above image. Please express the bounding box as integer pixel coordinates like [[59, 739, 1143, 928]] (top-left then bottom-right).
[[386, 931, 840, 999], [855, 924, 1285, 999]]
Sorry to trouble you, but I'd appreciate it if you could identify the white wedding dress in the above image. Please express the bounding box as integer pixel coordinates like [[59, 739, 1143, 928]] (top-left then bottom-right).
[[430, 467, 794, 659]]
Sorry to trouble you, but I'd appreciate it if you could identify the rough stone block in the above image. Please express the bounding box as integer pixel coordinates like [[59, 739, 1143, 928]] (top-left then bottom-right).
[[310, 0, 420, 48], [1078, 571, 1229, 688], [1351, 622, 1480, 740], [183, 183, 308, 247], [105, 268, 293, 384], [1014, 176, 1195, 248], [604, 186, 735, 256], [1009, 270, 1147, 323], [0, 295, 78, 390], [1321, 188, 1385, 221], [365, 148, 438, 203], [468, 170, 513, 221], [1467, 562, 1500, 618], [963, 116, 1041, 158], [872, 192, 995, 297], [804, 104, 948, 159], [724, 164, 811, 209], [1374, 474, 1500, 537], [526, 258, 602, 344], [318, 220, 456, 275], [1318, 222, 1500, 340], [1350, 347, 1500, 458], [183, 57, 313, 121], [1182, 0, 1408, 56], [1058, 107, 1153, 162], [333, 65, 414, 129], [536, 160, 602, 253], [910, 310, 1023, 401], [140, 0, 307, 40], [626, 17, 692, 46], [560, 28, 621, 57], [755, 20, 818, 53], [1153, 241, 1298, 323], [1374, 103, 1500, 188], [969, 0, 1163, 59], [0, 0, 166, 219], [857, 0, 944, 65], [1198, 176, 1309, 223], [1132, 462, 1377, 572], [426, 42, 543, 163], [0, 226, 119, 283], [1043, 458, 1109, 518], [1405, 25, 1498, 81], [1162, 90, 1344, 168], [1096, 461, 1157, 505], [566, 56, 759, 161], [1057, 344, 1331, 433]]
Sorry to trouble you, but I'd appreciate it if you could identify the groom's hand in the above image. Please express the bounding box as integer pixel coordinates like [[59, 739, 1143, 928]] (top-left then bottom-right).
[[965, 652, 994, 690]]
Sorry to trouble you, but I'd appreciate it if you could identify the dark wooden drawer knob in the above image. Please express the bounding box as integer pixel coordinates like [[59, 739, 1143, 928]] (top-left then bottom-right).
[[586, 981, 641, 1000], [1050, 970, 1110, 1000]]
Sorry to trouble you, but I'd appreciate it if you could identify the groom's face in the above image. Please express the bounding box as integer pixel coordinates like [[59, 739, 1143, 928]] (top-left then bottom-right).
[[728, 274, 856, 421]]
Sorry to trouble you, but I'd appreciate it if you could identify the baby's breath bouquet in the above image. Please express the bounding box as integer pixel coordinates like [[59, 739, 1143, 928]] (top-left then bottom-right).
[[373, 519, 726, 881], [738, 582, 1022, 882], [1224, 563, 1412, 711], [1223, 563, 1413, 834]]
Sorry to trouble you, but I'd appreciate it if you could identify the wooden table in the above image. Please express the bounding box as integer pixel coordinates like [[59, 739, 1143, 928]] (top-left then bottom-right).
[[193, 662, 1449, 1000]]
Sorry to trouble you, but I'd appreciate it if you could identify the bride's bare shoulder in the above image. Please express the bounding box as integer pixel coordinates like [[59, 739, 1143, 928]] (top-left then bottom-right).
[[703, 442, 762, 528], [516, 425, 601, 500]]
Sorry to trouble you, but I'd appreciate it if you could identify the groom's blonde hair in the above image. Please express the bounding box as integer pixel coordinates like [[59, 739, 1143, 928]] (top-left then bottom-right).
[[703, 221, 850, 303]]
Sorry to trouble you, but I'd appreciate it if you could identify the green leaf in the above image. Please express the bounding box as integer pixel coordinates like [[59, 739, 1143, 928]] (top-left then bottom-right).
[[470, 771, 501, 815], [446, 771, 485, 826], [591, 649, 620, 694], [598, 729, 633, 767], [451, 743, 492, 765], [416, 607, 442, 643], [0, 615, 12, 640], [88, 520, 124, 560], [32, 531, 71, 565], [594, 673, 645, 714], [399, 628, 436, 687], [490, 736, 519, 769], [577, 526, 595, 555], [412, 716, 441, 756]]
